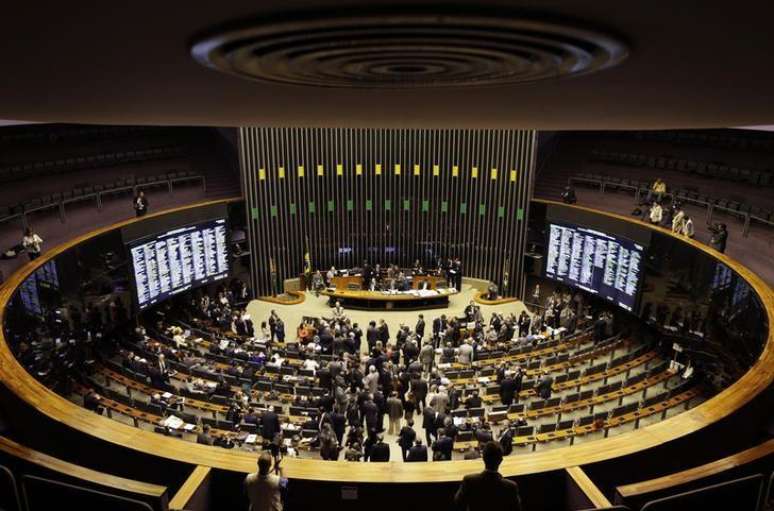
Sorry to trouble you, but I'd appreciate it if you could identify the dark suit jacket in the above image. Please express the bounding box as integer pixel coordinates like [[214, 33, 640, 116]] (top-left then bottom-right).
[[537, 376, 554, 399], [500, 377, 517, 403], [398, 426, 417, 449], [370, 441, 390, 462], [416, 319, 426, 337], [454, 470, 522, 511], [261, 411, 280, 440], [422, 406, 437, 430], [433, 436, 454, 460], [362, 400, 379, 430], [407, 444, 428, 462]]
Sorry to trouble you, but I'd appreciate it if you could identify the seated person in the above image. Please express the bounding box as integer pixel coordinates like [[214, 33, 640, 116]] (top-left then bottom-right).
[[465, 391, 482, 409], [648, 201, 663, 224]]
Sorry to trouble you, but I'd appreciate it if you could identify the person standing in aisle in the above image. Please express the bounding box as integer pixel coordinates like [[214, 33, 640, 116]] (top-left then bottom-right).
[[133, 190, 148, 217]]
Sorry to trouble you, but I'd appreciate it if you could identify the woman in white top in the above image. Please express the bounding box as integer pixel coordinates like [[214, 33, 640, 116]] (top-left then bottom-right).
[[649, 202, 663, 224], [682, 216, 695, 238], [22, 228, 43, 260], [671, 208, 686, 233]]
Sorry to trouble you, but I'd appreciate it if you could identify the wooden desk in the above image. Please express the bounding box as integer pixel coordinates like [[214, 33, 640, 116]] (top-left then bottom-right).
[[320, 288, 459, 310], [331, 274, 447, 291]]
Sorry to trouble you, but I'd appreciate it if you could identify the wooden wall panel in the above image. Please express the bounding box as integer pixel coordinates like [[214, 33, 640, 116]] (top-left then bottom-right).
[[238, 128, 536, 297]]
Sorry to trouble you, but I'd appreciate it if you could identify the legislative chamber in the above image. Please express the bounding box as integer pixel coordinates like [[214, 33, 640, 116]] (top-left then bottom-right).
[[0, 4, 773, 511]]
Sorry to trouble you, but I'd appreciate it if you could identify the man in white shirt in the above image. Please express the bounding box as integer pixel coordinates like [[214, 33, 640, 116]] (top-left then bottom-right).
[[245, 453, 287, 511], [302, 358, 319, 374], [22, 228, 43, 260]]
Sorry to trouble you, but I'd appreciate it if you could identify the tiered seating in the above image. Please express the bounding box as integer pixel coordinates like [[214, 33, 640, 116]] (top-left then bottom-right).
[[582, 150, 774, 228], [570, 171, 774, 229], [631, 129, 774, 152], [67, 317, 702, 458], [589, 149, 774, 187], [0, 169, 206, 225]]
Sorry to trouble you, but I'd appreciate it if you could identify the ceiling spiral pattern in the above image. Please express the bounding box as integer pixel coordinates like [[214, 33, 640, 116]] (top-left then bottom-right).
[[191, 14, 629, 89]]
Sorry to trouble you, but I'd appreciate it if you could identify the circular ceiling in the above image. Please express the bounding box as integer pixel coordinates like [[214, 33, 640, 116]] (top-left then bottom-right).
[[190, 13, 629, 89]]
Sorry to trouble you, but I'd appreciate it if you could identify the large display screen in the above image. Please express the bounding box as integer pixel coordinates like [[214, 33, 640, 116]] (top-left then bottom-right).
[[544, 222, 644, 311], [129, 218, 229, 310]]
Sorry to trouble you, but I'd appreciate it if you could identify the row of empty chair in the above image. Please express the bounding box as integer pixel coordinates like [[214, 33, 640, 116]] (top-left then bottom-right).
[[630, 129, 774, 152], [0, 170, 205, 225], [0, 145, 186, 183], [570, 172, 774, 231], [589, 149, 774, 187]]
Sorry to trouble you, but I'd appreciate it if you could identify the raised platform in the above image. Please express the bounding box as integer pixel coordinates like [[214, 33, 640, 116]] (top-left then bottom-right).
[[474, 291, 520, 306], [257, 290, 305, 305], [319, 287, 458, 310]]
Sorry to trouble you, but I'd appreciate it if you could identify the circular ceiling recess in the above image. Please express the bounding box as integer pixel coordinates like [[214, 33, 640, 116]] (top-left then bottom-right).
[[190, 13, 629, 89]]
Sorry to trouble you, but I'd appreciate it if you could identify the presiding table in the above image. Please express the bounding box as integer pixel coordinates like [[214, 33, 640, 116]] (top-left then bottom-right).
[[320, 287, 459, 310]]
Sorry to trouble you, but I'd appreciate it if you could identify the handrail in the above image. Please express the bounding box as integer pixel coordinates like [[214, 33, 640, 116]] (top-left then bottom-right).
[[0, 198, 770, 483], [615, 438, 774, 500], [567, 466, 612, 509], [0, 435, 168, 499], [169, 465, 211, 511]]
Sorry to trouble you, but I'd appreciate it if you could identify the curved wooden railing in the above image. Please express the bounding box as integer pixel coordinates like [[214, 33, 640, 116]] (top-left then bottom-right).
[[0, 435, 169, 510], [614, 438, 774, 507], [0, 198, 771, 483]]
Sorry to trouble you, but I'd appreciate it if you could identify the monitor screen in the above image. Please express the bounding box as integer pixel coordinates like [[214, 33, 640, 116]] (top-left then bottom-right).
[[544, 221, 644, 311], [129, 218, 229, 310]]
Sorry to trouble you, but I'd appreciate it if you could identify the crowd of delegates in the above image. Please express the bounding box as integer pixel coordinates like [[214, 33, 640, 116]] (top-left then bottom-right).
[[7, 293, 130, 396], [307, 257, 465, 294], [135, 282, 597, 463], [12, 269, 607, 467]]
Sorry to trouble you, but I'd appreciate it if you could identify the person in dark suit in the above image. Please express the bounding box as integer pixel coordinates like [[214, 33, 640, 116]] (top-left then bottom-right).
[[331, 409, 347, 446], [377, 319, 390, 345], [499, 375, 517, 406], [536, 372, 554, 400], [407, 439, 429, 462], [415, 314, 426, 342], [369, 436, 390, 462], [452, 257, 463, 290], [261, 406, 281, 441], [499, 422, 514, 456], [454, 441, 522, 511], [422, 404, 438, 445], [366, 321, 379, 352], [412, 376, 428, 412], [432, 428, 454, 461], [398, 420, 417, 461], [465, 391, 482, 409], [362, 396, 379, 433]]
